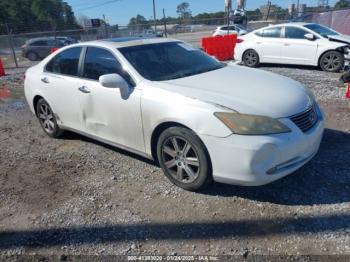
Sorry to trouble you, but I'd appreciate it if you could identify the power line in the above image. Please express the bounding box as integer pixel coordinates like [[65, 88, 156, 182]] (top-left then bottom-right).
[[76, 0, 122, 12]]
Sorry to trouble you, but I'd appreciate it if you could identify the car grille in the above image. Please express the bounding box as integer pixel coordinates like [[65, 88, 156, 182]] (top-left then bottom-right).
[[290, 106, 318, 133]]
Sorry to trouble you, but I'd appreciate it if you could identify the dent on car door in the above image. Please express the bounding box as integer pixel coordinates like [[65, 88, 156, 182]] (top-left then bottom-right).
[[41, 46, 83, 130], [282, 27, 318, 65], [255, 27, 283, 62], [78, 46, 144, 152]]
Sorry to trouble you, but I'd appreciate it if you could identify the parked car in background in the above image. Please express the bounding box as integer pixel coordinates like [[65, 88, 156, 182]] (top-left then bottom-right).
[[235, 22, 350, 72], [213, 25, 248, 36], [21, 37, 63, 61], [24, 37, 324, 191], [21, 37, 76, 61], [56, 36, 78, 45]]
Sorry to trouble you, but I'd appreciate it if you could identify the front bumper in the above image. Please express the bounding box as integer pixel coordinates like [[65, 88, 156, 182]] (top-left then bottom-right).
[[200, 108, 324, 186]]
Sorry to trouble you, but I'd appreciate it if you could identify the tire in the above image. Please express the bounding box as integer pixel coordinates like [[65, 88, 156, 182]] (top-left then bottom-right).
[[156, 127, 212, 191], [36, 98, 64, 138], [319, 51, 344, 72], [243, 49, 260, 67], [27, 52, 38, 61]]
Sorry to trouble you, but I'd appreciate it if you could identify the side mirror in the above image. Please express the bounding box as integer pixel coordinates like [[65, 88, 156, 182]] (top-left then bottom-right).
[[304, 33, 315, 41], [99, 73, 132, 99], [99, 73, 129, 90]]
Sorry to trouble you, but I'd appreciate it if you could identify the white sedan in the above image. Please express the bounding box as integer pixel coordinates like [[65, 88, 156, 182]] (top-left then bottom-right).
[[213, 25, 248, 36], [235, 22, 350, 72], [24, 38, 324, 191]]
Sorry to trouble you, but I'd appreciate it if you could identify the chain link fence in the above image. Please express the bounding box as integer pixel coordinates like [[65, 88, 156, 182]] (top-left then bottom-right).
[[1, 8, 350, 70]]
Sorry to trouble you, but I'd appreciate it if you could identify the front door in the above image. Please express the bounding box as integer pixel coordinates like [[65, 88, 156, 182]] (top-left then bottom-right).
[[281, 26, 318, 65], [78, 47, 144, 152]]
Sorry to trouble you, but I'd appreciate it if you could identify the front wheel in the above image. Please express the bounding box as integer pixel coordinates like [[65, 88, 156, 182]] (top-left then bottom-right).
[[157, 127, 212, 191], [242, 49, 260, 67], [36, 98, 64, 138], [319, 51, 344, 72]]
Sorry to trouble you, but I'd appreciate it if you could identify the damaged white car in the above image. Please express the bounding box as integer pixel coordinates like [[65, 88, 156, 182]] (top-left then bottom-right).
[[25, 38, 324, 191], [235, 22, 350, 72]]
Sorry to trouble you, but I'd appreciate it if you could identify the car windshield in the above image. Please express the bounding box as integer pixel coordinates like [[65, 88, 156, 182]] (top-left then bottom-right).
[[118, 42, 226, 81], [304, 24, 339, 38]]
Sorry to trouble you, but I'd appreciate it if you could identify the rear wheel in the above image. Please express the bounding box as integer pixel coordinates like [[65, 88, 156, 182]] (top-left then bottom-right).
[[27, 52, 38, 61], [319, 51, 344, 72], [36, 98, 63, 138], [157, 127, 212, 191], [243, 49, 260, 67]]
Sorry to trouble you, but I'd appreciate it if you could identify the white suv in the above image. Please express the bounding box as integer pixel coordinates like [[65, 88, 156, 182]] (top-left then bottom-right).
[[235, 22, 350, 72]]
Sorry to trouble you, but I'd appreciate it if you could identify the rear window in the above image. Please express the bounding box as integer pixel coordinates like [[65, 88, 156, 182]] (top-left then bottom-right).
[[256, 27, 282, 38], [45, 47, 82, 76]]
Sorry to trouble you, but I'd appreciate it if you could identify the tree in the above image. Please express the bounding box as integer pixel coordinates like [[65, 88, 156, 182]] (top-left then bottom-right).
[[128, 14, 150, 31], [176, 2, 191, 19], [0, 0, 79, 34], [335, 0, 350, 8]]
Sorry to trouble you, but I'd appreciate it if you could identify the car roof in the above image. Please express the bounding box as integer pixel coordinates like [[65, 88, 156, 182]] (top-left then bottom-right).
[[74, 37, 180, 49], [252, 22, 313, 33], [27, 37, 56, 42]]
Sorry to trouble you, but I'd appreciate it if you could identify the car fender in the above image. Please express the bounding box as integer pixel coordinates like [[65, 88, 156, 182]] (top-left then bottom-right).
[[140, 82, 232, 155], [316, 41, 349, 64]]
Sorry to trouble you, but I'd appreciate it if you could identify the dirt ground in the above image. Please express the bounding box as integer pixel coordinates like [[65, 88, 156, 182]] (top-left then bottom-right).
[[0, 65, 349, 259]]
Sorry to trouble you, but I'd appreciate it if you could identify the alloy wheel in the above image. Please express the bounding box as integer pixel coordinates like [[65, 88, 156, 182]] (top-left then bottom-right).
[[244, 51, 258, 66], [38, 103, 55, 133], [322, 53, 341, 71], [161, 136, 200, 184]]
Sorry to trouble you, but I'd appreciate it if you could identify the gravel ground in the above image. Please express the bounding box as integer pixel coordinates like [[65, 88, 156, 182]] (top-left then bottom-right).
[[0, 65, 349, 259]]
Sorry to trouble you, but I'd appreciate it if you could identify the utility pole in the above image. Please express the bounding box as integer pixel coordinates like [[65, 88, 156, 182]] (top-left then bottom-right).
[[152, 0, 157, 32], [163, 8, 167, 38], [296, 0, 300, 17], [5, 22, 18, 68], [225, 0, 232, 34]]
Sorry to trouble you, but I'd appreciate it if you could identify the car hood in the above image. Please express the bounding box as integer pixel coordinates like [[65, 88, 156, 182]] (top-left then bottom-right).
[[328, 34, 350, 44], [155, 65, 313, 118]]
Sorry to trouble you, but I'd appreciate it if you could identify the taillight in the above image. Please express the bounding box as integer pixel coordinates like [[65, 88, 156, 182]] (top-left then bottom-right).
[[237, 38, 244, 43]]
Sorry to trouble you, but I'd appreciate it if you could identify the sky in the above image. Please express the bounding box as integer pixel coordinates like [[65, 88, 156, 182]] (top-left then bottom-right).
[[66, 0, 338, 26]]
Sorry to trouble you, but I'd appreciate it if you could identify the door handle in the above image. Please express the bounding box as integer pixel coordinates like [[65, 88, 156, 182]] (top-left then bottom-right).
[[41, 77, 49, 84], [78, 86, 91, 94]]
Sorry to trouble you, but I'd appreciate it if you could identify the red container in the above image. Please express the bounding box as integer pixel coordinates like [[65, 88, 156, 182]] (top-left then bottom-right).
[[201, 34, 237, 61]]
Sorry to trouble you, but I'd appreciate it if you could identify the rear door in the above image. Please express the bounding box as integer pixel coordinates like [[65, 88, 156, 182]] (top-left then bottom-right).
[[40, 46, 84, 130], [31, 40, 50, 59], [254, 27, 283, 63], [281, 26, 318, 65]]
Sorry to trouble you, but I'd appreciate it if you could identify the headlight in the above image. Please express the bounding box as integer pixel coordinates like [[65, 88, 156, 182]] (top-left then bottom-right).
[[214, 112, 291, 135]]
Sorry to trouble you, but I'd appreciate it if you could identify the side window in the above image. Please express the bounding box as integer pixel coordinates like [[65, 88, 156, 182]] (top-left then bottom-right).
[[255, 30, 263, 37], [261, 27, 282, 38], [285, 27, 308, 39], [45, 47, 82, 76], [228, 26, 236, 31], [83, 47, 133, 85], [221, 26, 228, 30], [31, 40, 48, 46]]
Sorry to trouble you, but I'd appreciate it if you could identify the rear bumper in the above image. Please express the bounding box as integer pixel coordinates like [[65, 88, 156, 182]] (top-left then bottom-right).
[[200, 107, 324, 186]]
